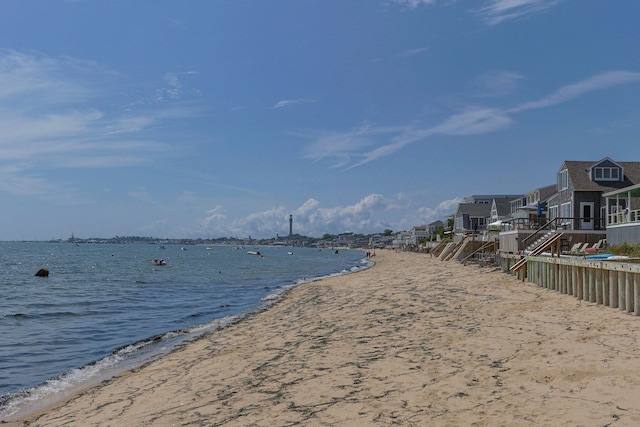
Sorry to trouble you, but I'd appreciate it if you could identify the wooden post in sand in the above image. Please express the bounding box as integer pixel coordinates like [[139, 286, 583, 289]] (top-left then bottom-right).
[[595, 267, 602, 305], [583, 267, 590, 302], [634, 273, 640, 316], [601, 267, 609, 306], [589, 268, 596, 303], [619, 272, 626, 311], [610, 270, 618, 308], [576, 267, 583, 300], [626, 272, 634, 314]]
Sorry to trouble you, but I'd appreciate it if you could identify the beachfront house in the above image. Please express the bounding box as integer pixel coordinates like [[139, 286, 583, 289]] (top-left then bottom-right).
[[464, 194, 522, 205], [489, 197, 514, 225], [408, 225, 428, 245], [498, 158, 640, 255], [549, 158, 640, 231], [453, 203, 490, 241], [453, 195, 523, 242], [603, 182, 640, 245], [427, 220, 444, 236], [505, 184, 556, 230], [392, 231, 412, 250], [337, 232, 355, 247], [369, 233, 395, 248]]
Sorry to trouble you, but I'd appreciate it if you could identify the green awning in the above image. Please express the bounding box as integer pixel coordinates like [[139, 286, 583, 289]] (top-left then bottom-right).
[[603, 183, 640, 198]]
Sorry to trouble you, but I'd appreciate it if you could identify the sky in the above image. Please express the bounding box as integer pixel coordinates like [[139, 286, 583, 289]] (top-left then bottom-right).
[[0, 0, 639, 240]]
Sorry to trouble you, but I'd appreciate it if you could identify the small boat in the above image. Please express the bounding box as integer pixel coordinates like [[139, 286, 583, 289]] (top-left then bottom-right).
[[247, 251, 262, 256], [287, 251, 294, 255], [181, 247, 188, 251], [152, 259, 166, 266]]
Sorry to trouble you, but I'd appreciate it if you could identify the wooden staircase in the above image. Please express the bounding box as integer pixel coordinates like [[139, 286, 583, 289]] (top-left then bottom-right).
[[510, 232, 565, 272], [461, 240, 496, 263], [525, 230, 557, 252]]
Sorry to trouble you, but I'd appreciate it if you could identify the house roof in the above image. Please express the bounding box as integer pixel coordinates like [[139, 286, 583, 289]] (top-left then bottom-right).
[[537, 184, 557, 201], [455, 203, 492, 217], [562, 160, 640, 192], [465, 194, 522, 202], [493, 198, 513, 216]]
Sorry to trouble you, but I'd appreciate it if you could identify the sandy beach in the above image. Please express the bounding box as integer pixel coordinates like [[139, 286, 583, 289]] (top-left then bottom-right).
[[6, 250, 640, 426]]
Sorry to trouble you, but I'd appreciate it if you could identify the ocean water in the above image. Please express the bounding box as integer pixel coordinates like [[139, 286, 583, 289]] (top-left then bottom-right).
[[0, 242, 367, 418]]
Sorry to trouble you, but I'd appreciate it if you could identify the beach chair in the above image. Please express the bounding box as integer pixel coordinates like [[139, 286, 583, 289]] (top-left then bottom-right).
[[569, 243, 582, 252], [584, 239, 606, 253], [577, 243, 590, 253]]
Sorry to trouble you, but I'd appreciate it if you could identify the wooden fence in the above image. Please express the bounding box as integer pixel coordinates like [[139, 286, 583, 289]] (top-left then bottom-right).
[[502, 255, 640, 315]]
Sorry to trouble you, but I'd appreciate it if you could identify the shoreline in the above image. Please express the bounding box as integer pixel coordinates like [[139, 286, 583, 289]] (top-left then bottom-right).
[[6, 250, 640, 425], [1, 249, 370, 422]]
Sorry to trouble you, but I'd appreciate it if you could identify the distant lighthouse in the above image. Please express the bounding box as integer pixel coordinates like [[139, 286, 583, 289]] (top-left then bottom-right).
[[289, 214, 293, 236]]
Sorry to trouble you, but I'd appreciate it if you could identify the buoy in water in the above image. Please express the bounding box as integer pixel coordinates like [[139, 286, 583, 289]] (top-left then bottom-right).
[[35, 267, 49, 277]]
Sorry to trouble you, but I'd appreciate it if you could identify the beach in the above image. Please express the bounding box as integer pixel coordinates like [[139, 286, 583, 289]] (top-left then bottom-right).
[[6, 250, 640, 426]]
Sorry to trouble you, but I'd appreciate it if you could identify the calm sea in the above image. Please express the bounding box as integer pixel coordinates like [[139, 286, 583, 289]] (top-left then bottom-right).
[[0, 242, 367, 418]]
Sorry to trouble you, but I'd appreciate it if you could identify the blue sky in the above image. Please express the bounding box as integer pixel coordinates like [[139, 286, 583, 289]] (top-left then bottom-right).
[[0, 0, 639, 240]]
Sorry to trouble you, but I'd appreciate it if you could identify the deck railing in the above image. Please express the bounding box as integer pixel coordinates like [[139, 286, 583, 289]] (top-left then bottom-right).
[[608, 209, 640, 226]]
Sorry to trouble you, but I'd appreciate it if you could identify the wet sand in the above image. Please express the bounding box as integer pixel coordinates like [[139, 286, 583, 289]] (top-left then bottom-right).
[[5, 250, 640, 426]]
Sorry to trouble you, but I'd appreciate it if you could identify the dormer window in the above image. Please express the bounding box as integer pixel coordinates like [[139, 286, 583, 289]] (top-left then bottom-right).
[[558, 169, 568, 191], [593, 166, 620, 181]]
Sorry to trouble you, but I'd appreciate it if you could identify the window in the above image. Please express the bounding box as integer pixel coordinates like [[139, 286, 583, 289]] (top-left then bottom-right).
[[560, 202, 571, 219], [549, 205, 558, 220], [593, 167, 620, 181], [557, 169, 568, 191]]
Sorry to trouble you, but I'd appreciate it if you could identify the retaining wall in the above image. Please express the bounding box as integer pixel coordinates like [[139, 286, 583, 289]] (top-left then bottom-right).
[[502, 255, 640, 315]]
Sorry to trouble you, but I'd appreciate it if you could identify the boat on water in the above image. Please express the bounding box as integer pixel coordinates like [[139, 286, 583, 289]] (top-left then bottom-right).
[[247, 251, 262, 256], [152, 259, 166, 266]]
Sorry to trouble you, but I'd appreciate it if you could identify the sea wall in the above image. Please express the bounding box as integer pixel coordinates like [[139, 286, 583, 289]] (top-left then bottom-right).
[[502, 255, 640, 315]]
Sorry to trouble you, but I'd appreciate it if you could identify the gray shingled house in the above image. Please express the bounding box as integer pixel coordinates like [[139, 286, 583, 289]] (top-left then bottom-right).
[[548, 158, 640, 231]]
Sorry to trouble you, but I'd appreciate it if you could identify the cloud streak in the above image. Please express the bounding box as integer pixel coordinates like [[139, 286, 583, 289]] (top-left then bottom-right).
[[508, 71, 640, 113], [304, 71, 640, 169], [271, 98, 315, 109], [389, 0, 564, 25], [474, 0, 564, 25], [0, 49, 200, 198]]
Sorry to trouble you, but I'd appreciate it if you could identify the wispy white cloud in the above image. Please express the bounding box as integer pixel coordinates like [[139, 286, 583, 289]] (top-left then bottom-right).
[[0, 49, 201, 198], [399, 47, 429, 57], [271, 98, 315, 109], [388, 0, 438, 9], [153, 71, 201, 101], [473, 0, 564, 25], [473, 71, 524, 97], [388, 0, 564, 26], [0, 165, 54, 196], [418, 197, 462, 221], [509, 71, 640, 113], [430, 107, 512, 135], [304, 71, 640, 169], [300, 122, 404, 168]]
